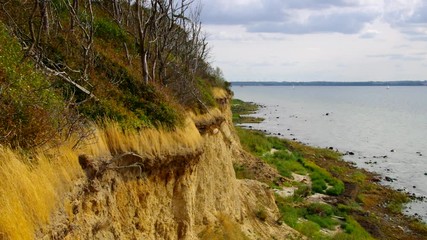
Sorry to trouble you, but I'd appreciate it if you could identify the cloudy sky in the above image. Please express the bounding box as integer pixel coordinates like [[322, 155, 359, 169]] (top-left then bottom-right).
[[200, 0, 427, 82]]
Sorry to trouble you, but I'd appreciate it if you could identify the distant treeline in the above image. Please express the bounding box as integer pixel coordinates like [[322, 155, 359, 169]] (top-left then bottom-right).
[[231, 81, 427, 87]]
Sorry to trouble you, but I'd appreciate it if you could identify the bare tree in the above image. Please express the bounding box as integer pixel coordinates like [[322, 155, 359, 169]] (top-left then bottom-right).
[[70, 0, 79, 30], [135, 0, 151, 84], [66, 0, 94, 73]]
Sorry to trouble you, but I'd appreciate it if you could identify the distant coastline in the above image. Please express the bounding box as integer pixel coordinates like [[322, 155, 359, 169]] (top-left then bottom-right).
[[231, 80, 427, 87]]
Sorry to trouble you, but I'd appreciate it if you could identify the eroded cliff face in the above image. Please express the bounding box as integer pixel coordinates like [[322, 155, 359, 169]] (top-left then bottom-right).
[[37, 106, 301, 239]]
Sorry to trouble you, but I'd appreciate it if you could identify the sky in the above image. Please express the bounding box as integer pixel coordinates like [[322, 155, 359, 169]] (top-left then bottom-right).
[[200, 0, 427, 82]]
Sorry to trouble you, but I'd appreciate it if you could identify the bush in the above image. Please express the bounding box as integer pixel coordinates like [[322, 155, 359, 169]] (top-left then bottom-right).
[[0, 23, 66, 148], [95, 18, 127, 43]]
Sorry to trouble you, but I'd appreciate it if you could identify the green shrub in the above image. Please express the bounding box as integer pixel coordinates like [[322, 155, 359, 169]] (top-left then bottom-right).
[[0, 23, 66, 148], [95, 18, 127, 43], [311, 172, 328, 193]]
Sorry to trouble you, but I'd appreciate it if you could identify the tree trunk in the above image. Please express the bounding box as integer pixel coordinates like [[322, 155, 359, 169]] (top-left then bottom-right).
[[39, 0, 49, 36], [136, 0, 149, 85], [70, 0, 79, 30]]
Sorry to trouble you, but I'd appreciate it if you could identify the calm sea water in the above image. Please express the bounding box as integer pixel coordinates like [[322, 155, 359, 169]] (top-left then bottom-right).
[[232, 86, 427, 222]]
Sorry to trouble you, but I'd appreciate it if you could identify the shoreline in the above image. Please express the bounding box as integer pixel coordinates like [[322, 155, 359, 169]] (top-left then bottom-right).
[[232, 98, 427, 239], [239, 120, 427, 217]]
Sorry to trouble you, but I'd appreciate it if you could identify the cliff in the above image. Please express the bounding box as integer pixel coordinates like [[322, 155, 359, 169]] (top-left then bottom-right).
[[0, 7, 301, 238], [5, 99, 298, 240]]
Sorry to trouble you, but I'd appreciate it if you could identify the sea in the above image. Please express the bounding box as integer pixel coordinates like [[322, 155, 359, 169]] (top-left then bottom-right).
[[232, 85, 427, 222]]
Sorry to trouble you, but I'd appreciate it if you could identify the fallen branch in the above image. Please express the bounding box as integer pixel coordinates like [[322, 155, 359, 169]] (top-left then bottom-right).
[[44, 66, 98, 100]]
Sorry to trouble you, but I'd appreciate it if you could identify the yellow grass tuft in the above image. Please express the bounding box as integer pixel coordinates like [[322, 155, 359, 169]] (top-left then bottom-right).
[[0, 144, 83, 239], [212, 87, 228, 99], [95, 118, 203, 158], [189, 108, 223, 126]]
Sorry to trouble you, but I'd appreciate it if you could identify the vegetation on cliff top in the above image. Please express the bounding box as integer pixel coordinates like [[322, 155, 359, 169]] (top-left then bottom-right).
[[0, 0, 229, 149], [232, 100, 427, 240]]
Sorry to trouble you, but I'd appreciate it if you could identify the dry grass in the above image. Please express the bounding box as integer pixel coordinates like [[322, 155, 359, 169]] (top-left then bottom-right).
[[199, 214, 249, 240], [0, 117, 204, 239], [93, 118, 203, 158], [189, 108, 224, 127], [0, 144, 83, 239], [212, 87, 228, 99]]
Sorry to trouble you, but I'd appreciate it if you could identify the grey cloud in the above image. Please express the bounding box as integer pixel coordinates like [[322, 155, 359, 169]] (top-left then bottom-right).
[[405, 3, 427, 23], [397, 26, 427, 41], [202, 0, 377, 35], [382, 1, 427, 40], [401, 28, 425, 36], [247, 12, 376, 34], [284, 0, 358, 9], [201, 0, 358, 25], [201, 0, 287, 25], [408, 36, 427, 41]]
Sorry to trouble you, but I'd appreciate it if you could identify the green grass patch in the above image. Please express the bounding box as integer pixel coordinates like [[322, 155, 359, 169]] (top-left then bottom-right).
[[276, 194, 373, 240], [235, 124, 373, 239], [335, 217, 374, 240], [264, 151, 307, 178], [386, 191, 409, 214], [236, 127, 345, 196], [304, 203, 337, 229], [231, 99, 264, 124], [231, 99, 259, 114], [236, 127, 286, 155]]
